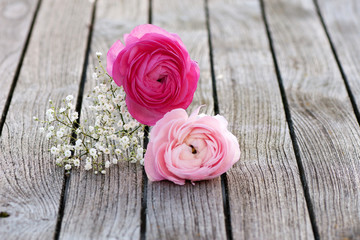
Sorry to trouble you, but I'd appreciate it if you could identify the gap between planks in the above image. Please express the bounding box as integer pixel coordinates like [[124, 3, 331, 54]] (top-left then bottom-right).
[[205, 0, 233, 239], [312, 0, 360, 127], [0, 0, 42, 136], [53, 1, 97, 239], [259, 0, 320, 238]]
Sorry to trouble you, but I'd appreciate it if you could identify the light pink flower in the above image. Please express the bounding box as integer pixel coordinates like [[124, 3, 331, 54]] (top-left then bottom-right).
[[144, 107, 240, 185], [107, 24, 200, 126]]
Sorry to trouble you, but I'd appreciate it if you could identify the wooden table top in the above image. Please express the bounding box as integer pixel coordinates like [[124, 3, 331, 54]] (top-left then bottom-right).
[[1, 0, 360, 239]]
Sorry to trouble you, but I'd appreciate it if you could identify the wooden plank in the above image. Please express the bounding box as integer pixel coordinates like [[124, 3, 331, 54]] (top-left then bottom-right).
[[58, 0, 148, 239], [263, 0, 360, 238], [208, 0, 314, 239], [317, 0, 360, 115], [0, 0, 38, 118], [0, 0, 93, 239], [144, 1, 227, 239]]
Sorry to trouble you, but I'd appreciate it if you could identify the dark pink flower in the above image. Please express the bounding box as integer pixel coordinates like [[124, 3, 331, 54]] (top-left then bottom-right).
[[144, 107, 241, 185], [107, 24, 199, 126]]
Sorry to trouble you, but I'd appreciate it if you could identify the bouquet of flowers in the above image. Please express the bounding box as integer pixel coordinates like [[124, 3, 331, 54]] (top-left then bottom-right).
[[35, 24, 240, 185]]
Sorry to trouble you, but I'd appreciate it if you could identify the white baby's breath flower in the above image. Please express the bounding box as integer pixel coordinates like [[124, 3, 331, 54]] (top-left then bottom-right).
[[120, 105, 126, 114], [121, 136, 129, 145], [100, 84, 108, 92], [46, 132, 53, 139], [84, 163, 92, 170], [89, 126, 94, 132], [85, 157, 92, 164], [63, 144, 73, 151], [112, 158, 118, 164], [73, 159, 80, 167], [89, 148, 97, 157], [109, 127, 115, 134], [92, 72, 98, 80], [47, 115, 54, 122], [129, 121, 137, 129], [103, 115, 109, 122], [117, 121, 123, 127], [68, 103, 74, 109], [56, 158, 63, 164], [112, 96, 120, 104], [119, 89, 125, 98], [123, 124, 130, 131], [131, 136, 138, 144], [65, 164, 72, 170], [59, 107, 66, 113], [140, 158, 144, 165], [74, 145, 82, 151], [137, 147, 143, 156], [93, 86, 100, 93], [107, 134, 116, 140], [115, 149, 122, 155], [106, 104, 114, 112], [97, 94, 105, 103], [97, 128, 104, 134], [51, 146, 59, 155], [96, 51, 102, 57], [71, 112, 79, 122], [95, 142, 102, 149], [103, 148, 110, 154], [75, 139, 82, 147], [99, 135, 105, 143], [48, 126, 54, 131], [95, 106, 102, 112], [66, 95, 74, 101], [56, 130, 64, 138], [101, 170, 106, 174], [105, 161, 110, 168], [64, 150, 72, 157], [46, 109, 54, 116], [39, 127, 45, 133], [124, 112, 131, 120], [138, 131, 144, 138]]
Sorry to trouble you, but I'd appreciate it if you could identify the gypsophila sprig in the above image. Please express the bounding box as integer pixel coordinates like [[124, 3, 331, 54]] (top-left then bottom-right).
[[34, 52, 146, 174]]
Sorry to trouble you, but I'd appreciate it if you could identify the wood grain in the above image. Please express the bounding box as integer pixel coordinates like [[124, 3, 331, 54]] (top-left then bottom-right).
[[317, 0, 360, 114], [0, 0, 93, 239], [263, 0, 360, 238], [145, 1, 226, 239], [58, 0, 148, 239], [0, 0, 38, 118], [208, 0, 314, 239]]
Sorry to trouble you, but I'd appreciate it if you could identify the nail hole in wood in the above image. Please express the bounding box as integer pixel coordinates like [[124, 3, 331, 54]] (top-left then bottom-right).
[[0, 212, 10, 218]]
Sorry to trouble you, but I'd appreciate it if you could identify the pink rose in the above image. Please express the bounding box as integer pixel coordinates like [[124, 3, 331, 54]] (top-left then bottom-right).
[[144, 107, 240, 185], [107, 24, 200, 126]]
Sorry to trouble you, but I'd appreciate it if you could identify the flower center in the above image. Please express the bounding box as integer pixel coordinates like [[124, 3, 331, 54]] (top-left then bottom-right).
[[156, 76, 166, 83], [190, 144, 197, 154]]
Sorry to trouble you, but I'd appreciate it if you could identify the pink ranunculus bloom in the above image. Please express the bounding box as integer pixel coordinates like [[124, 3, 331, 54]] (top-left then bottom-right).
[[107, 24, 200, 126], [144, 107, 241, 185]]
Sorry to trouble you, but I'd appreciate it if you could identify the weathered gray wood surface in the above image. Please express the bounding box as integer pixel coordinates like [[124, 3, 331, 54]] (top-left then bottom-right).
[[144, 1, 227, 240], [208, 0, 314, 239], [58, 0, 148, 239], [0, 0, 93, 239], [0, 0, 38, 119], [1, 0, 360, 239], [264, 0, 360, 238], [317, 0, 360, 112]]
